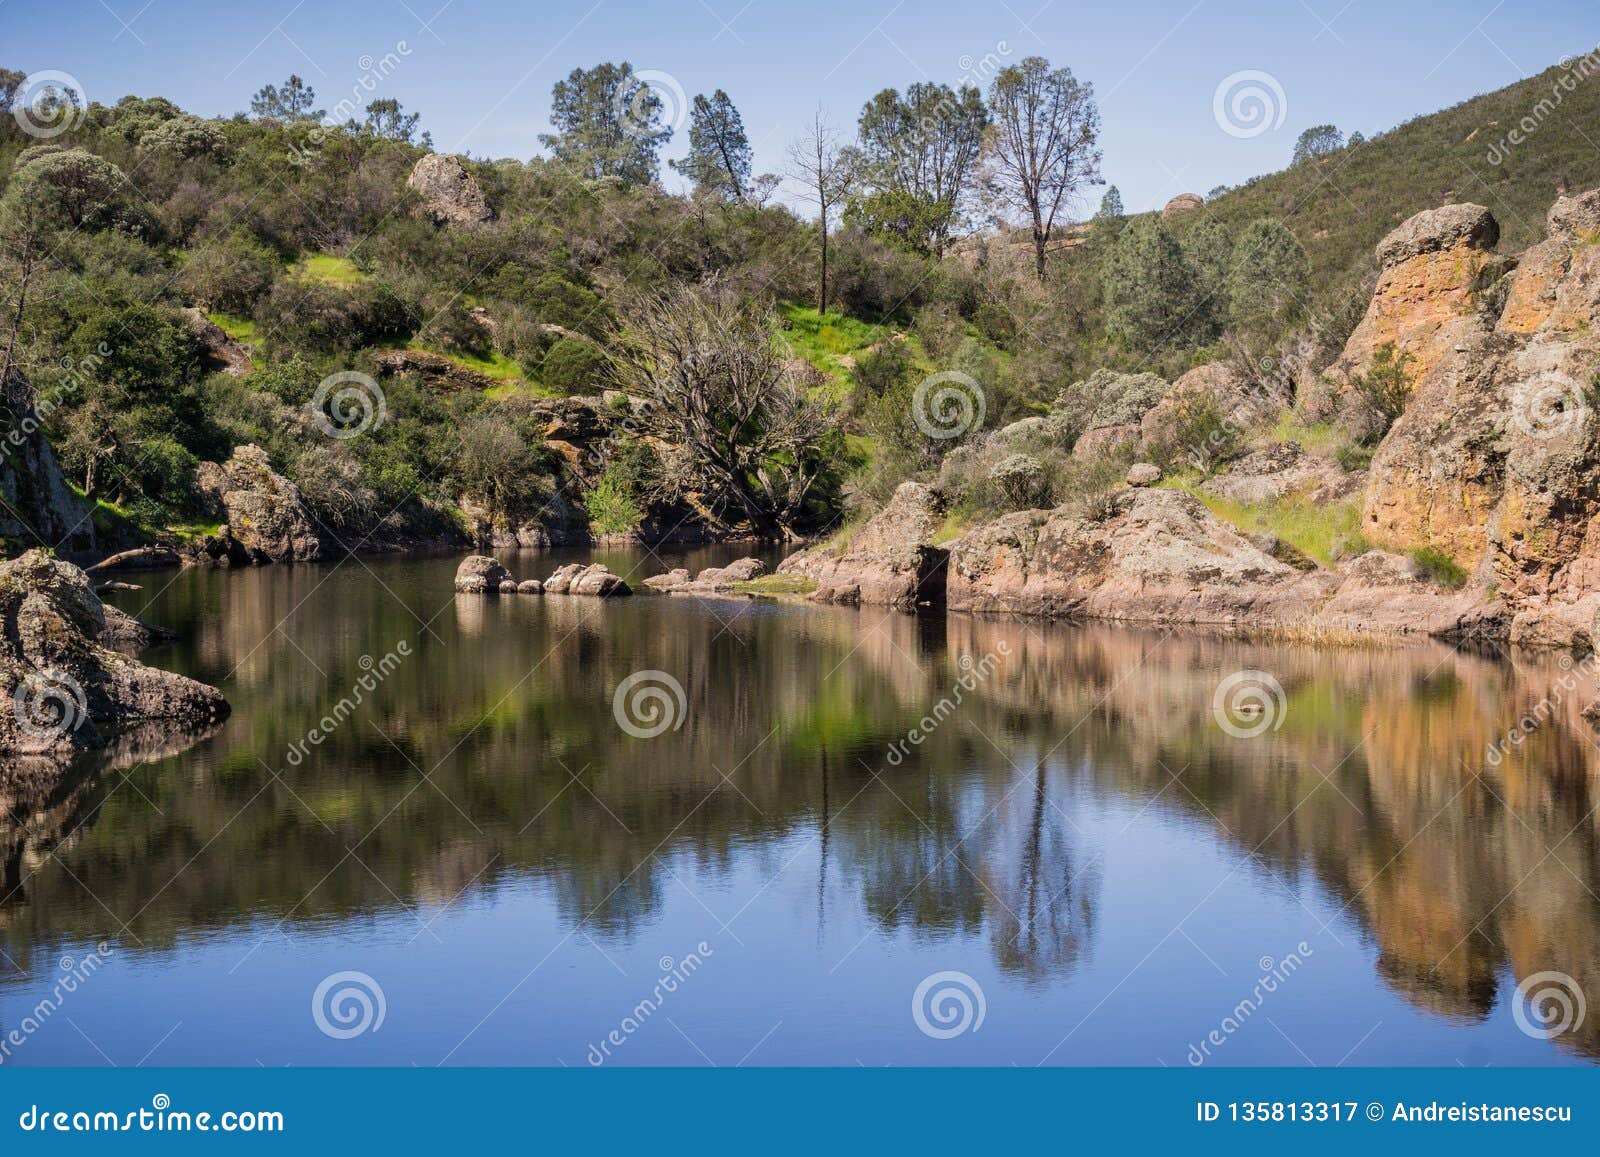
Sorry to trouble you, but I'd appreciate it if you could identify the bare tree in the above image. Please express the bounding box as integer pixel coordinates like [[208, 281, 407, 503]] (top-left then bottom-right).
[[612, 285, 834, 540], [985, 57, 1102, 280], [785, 109, 854, 313]]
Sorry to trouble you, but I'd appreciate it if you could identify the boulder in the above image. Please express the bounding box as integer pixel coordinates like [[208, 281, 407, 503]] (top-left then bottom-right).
[[778, 482, 949, 609], [1333, 202, 1500, 395], [1138, 362, 1254, 451], [498, 579, 519, 593], [1126, 463, 1161, 487], [454, 555, 511, 593], [195, 445, 322, 563], [1161, 193, 1204, 218], [694, 558, 766, 586], [545, 562, 630, 596], [0, 551, 228, 754], [516, 579, 543, 594], [642, 568, 691, 592], [407, 153, 493, 226], [1200, 441, 1357, 506]]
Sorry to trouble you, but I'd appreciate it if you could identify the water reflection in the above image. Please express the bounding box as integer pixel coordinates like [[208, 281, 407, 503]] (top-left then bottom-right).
[[3, 547, 1599, 1062]]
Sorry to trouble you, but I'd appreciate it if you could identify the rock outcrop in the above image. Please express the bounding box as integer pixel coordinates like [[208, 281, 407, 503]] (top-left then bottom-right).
[[180, 308, 252, 377], [944, 488, 1337, 622], [371, 347, 492, 391], [0, 551, 228, 754], [1336, 202, 1500, 390], [194, 445, 322, 564], [1346, 190, 1600, 645], [0, 370, 96, 556], [1161, 192, 1204, 218], [407, 154, 493, 227], [778, 482, 948, 608]]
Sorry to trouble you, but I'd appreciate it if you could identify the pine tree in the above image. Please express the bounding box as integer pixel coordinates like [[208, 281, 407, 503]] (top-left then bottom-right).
[[671, 90, 752, 200], [539, 62, 671, 185]]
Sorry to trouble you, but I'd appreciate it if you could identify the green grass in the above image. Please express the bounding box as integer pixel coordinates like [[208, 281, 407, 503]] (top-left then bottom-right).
[[406, 341, 528, 383], [208, 312, 257, 343], [730, 574, 817, 597], [291, 253, 368, 286], [1176, 480, 1366, 567], [779, 304, 901, 396], [1409, 546, 1469, 588], [1267, 417, 1346, 455]]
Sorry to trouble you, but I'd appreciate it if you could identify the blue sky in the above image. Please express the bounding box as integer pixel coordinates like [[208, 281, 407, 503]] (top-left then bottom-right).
[[4, 0, 1597, 216]]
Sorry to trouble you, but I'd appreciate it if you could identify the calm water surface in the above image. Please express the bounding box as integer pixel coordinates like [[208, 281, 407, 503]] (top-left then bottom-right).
[[3, 546, 1599, 1066]]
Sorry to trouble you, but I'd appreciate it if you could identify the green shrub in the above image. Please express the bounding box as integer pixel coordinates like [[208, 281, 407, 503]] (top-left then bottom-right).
[[583, 470, 643, 536], [538, 337, 610, 394], [1410, 546, 1468, 588]]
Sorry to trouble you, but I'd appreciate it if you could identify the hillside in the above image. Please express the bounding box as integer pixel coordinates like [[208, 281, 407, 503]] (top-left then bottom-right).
[[3, 53, 1600, 564], [1172, 56, 1600, 304]]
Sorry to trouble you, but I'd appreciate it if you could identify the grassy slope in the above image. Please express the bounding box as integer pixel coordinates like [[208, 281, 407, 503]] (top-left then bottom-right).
[[1169, 57, 1600, 301]]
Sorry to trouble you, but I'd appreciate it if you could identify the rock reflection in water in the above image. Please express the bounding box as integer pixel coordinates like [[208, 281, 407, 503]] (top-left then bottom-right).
[[2, 549, 1598, 1063]]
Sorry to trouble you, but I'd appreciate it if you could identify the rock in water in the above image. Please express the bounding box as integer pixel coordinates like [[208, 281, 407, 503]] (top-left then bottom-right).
[[454, 555, 511, 592], [195, 445, 322, 563], [0, 551, 228, 754], [407, 154, 493, 227], [544, 562, 631, 596]]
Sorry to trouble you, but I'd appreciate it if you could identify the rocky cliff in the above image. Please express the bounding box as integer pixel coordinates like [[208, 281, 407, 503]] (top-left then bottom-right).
[[0, 550, 228, 754], [1, 371, 96, 557]]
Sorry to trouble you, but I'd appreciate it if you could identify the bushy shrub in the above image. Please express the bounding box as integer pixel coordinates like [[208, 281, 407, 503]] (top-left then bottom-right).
[[583, 468, 644, 536], [539, 337, 610, 394], [988, 453, 1049, 508]]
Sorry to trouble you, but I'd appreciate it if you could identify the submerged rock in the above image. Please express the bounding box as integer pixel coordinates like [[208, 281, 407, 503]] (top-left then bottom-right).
[[0, 551, 228, 754], [642, 568, 691, 592]]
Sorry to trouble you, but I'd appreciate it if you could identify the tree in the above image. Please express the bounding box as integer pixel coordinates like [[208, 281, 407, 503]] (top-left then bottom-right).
[[1186, 217, 1234, 333], [1347, 130, 1366, 147], [850, 83, 988, 255], [1096, 186, 1124, 220], [1089, 184, 1126, 248], [1227, 218, 1309, 340], [361, 98, 422, 142], [786, 109, 855, 313], [1291, 124, 1343, 166], [1350, 341, 1414, 441], [1101, 217, 1202, 351], [250, 75, 323, 122], [612, 285, 837, 539], [985, 56, 1102, 280], [671, 90, 751, 200], [539, 62, 670, 185]]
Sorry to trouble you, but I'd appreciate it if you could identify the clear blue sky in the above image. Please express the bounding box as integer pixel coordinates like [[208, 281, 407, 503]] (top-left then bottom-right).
[[4, 0, 1597, 216]]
